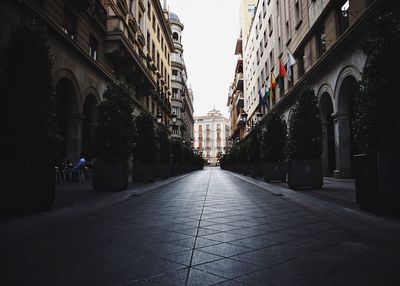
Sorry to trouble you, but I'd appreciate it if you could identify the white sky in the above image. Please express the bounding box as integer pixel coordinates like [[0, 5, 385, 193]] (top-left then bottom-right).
[[166, 0, 242, 117]]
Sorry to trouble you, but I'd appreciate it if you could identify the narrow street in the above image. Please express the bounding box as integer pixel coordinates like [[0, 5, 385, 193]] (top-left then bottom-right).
[[1, 168, 400, 286]]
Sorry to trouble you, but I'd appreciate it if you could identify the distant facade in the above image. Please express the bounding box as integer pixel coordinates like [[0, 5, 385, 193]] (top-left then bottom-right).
[[169, 10, 195, 144], [230, 0, 382, 178], [194, 109, 230, 166]]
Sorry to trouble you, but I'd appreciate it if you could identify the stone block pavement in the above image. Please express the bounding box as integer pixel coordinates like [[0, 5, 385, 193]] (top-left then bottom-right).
[[1, 167, 400, 285]]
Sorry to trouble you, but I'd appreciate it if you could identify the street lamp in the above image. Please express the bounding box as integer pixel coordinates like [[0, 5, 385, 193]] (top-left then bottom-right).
[[256, 112, 263, 123], [157, 112, 177, 128], [240, 111, 248, 123]]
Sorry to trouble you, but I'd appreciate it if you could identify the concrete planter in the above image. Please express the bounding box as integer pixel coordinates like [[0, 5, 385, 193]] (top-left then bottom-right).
[[93, 161, 128, 191], [287, 159, 323, 189], [263, 161, 286, 182], [354, 153, 400, 213], [156, 163, 170, 179], [249, 163, 263, 178], [2, 153, 55, 213], [132, 163, 156, 183]]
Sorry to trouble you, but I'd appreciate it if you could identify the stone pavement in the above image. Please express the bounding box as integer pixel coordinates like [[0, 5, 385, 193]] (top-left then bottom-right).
[[1, 168, 400, 285]]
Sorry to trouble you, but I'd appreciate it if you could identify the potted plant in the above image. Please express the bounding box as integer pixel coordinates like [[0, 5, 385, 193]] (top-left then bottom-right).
[[261, 111, 287, 182], [248, 126, 263, 178], [1, 21, 60, 213], [156, 125, 171, 179], [132, 113, 158, 183], [238, 140, 249, 175], [92, 81, 135, 191], [352, 4, 400, 212], [285, 85, 323, 189]]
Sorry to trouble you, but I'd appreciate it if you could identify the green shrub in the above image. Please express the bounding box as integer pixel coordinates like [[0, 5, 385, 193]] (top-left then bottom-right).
[[352, 3, 400, 154], [94, 81, 135, 162], [286, 85, 322, 160]]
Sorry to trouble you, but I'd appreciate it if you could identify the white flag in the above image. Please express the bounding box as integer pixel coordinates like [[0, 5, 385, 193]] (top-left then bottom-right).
[[287, 50, 296, 80]]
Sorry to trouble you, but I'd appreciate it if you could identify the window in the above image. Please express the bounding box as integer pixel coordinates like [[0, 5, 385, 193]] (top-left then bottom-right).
[[263, 0, 266, 17], [173, 32, 179, 41], [172, 88, 179, 99], [338, 0, 350, 35], [263, 29, 268, 47], [152, 42, 155, 59], [62, 8, 77, 40], [296, 49, 305, 78], [89, 35, 98, 60], [157, 26, 160, 42], [294, 0, 302, 28], [147, 1, 151, 18], [152, 14, 156, 31], [268, 16, 273, 36], [317, 26, 327, 58], [269, 50, 274, 72], [285, 20, 290, 43]]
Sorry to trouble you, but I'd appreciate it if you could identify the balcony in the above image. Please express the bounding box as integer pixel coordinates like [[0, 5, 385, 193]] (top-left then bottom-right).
[[235, 91, 244, 109], [234, 73, 243, 91]]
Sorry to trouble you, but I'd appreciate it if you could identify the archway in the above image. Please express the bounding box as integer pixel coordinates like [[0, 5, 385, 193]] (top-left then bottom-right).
[[319, 92, 335, 176], [82, 94, 98, 160], [55, 77, 82, 164], [334, 72, 360, 178]]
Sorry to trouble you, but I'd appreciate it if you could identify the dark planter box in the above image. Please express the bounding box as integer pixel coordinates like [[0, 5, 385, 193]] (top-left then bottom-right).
[[93, 161, 128, 191], [240, 163, 249, 175], [156, 163, 170, 179], [2, 153, 55, 214], [353, 153, 400, 213], [263, 161, 286, 182], [170, 164, 179, 176], [287, 158, 323, 189], [249, 162, 263, 178], [132, 163, 156, 183]]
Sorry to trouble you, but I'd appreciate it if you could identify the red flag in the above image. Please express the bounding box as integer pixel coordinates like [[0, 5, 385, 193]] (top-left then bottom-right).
[[278, 59, 287, 78]]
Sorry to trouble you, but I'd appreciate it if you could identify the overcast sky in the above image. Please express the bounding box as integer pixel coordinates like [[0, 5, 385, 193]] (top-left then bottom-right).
[[166, 0, 242, 117]]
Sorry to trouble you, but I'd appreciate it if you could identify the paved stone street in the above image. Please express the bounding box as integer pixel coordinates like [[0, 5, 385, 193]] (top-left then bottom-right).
[[1, 168, 400, 286]]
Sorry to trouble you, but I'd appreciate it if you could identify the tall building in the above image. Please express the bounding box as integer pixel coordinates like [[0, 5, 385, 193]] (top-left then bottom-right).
[[227, 0, 257, 144], [235, 0, 382, 178], [194, 109, 230, 166], [0, 0, 173, 163], [239, 0, 258, 45], [168, 10, 195, 144]]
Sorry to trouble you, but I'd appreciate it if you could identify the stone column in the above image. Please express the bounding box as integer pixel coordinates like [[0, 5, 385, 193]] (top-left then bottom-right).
[[333, 113, 353, 178], [321, 119, 330, 177], [66, 115, 83, 164]]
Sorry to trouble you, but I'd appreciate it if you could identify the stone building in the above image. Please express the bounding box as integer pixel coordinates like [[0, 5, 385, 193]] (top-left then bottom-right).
[[194, 109, 230, 166], [234, 0, 382, 178], [228, 0, 257, 144], [0, 0, 174, 163], [169, 10, 195, 144]]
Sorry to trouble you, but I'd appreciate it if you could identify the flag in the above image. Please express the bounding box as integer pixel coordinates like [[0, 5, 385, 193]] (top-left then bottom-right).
[[259, 90, 267, 107], [278, 59, 287, 78], [287, 50, 296, 80], [264, 80, 270, 98], [270, 72, 277, 89], [277, 59, 286, 90]]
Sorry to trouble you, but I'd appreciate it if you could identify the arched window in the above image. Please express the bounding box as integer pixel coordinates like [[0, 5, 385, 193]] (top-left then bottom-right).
[[172, 32, 179, 41]]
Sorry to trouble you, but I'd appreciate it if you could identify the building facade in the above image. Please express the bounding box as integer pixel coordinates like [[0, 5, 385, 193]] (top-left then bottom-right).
[[169, 10, 195, 144], [194, 109, 230, 166], [0, 0, 174, 164], [235, 0, 381, 178], [228, 0, 257, 144]]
